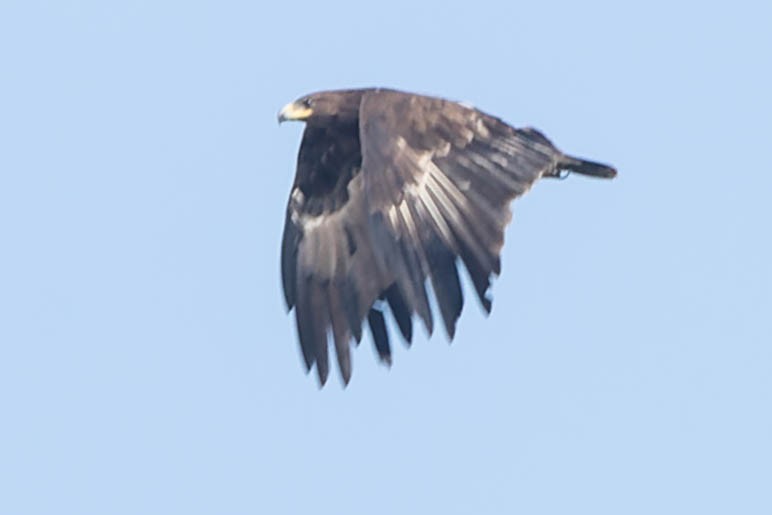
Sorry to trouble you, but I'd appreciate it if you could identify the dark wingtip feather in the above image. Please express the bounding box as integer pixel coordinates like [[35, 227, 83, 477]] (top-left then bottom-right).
[[426, 240, 464, 341], [333, 334, 352, 386], [316, 357, 329, 387], [482, 296, 492, 313], [384, 284, 413, 345], [327, 281, 354, 386], [367, 309, 392, 366], [296, 276, 330, 385], [294, 312, 316, 372], [342, 280, 363, 343]]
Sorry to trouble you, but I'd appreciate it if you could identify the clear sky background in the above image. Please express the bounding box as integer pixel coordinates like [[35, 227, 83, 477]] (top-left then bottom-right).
[[1, 1, 770, 514]]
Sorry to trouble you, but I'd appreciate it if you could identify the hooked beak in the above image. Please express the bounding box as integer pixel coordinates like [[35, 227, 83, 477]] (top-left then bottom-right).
[[277, 101, 313, 124]]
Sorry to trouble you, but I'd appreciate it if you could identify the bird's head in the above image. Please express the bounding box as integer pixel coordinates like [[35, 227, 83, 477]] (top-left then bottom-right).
[[278, 90, 365, 126]]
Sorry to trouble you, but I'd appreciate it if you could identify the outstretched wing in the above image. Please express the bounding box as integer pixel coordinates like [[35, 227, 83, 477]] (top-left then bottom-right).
[[281, 124, 404, 385], [359, 89, 564, 343], [283, 90, 584, 386]]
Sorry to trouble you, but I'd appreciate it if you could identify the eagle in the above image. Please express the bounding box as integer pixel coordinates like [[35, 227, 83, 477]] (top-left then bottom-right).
[[278, 88, 616, 386]]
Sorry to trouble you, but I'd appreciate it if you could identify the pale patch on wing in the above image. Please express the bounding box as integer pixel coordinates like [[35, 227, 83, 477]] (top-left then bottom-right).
[[387, 203, 399, 229], [488, 134, 556, 178], [423, 159, 497, 270], [291, 187, 305, 204], [415, 176, 455, 247], [386, 139, 501, 270], [391, 141, 457, 249], [398, 200, 418, 243], [452, 152, 517, 193], [474, 117, 490, 139], [294, 174, 367, 280], [428, 160, 470, 209], [434, 141, 452, 158]]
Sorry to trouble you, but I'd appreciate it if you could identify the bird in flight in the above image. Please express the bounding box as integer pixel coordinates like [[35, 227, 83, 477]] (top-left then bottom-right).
[[278, 88, 616, 387]]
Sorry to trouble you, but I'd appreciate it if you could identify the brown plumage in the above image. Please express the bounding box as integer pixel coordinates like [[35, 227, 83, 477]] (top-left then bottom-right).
[[278, 88, 616, 386]]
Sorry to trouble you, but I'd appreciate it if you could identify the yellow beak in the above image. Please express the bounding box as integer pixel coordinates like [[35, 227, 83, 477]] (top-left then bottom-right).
[[277, 102, 313, 123]]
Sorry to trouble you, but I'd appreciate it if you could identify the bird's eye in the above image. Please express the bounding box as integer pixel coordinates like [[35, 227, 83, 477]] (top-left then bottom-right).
[[301, 98, 313, 108]]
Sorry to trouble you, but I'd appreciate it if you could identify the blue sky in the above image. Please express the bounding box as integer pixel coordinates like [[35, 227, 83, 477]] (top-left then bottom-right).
[[1, 1, 770, 513]]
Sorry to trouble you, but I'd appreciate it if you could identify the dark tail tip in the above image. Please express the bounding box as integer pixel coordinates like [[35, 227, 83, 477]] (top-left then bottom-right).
[[559, 155, 617, 179]]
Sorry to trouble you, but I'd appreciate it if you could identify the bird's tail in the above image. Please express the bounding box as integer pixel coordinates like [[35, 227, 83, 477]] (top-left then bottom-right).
[[558, 155, 617, 179]]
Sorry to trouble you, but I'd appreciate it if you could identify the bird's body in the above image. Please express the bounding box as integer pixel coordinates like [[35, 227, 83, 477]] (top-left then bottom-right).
[[278, 88, 616, 386]]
